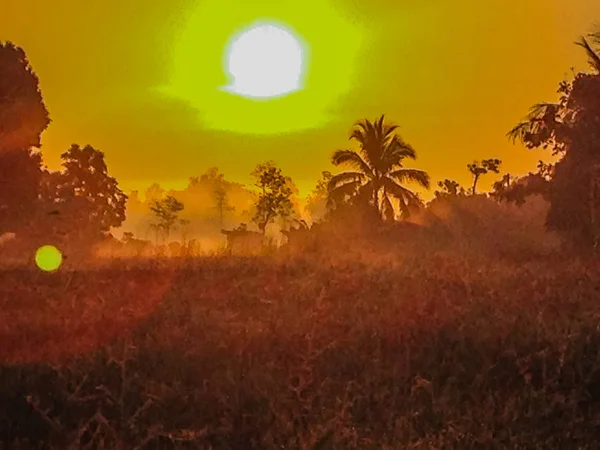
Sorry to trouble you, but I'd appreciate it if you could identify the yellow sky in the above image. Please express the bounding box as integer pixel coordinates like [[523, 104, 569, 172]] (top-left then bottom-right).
[[3, 0, 600, 197]]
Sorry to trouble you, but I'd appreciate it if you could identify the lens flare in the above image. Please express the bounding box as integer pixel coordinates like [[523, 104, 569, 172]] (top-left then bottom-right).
[[35, 245, 63, 272]]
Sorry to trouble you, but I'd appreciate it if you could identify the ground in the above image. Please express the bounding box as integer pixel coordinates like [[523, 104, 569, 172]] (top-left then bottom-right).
[[2, 253, 600, 448]]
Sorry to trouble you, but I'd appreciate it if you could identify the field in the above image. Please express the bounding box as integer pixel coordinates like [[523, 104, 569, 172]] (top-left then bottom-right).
[[2, 249, 600, 449]]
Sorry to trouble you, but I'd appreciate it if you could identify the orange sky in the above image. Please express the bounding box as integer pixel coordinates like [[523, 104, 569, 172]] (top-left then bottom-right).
[[3, 0, 600, 197]]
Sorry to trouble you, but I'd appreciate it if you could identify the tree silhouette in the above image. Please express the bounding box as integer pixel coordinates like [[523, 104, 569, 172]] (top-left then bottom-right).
[[467, 158, 501, 195], [329, 115, 430, 221], [149, 195, 185, 242], [212, 182, 235, 228], [0, 42, 50, 235], [43, 144, 128, 246], [0, 149, 45, 235], [507, 31, 600, 248], [251, 161, 295, 234], [305, 171, 332, 222], [0, 42, 50, 151]]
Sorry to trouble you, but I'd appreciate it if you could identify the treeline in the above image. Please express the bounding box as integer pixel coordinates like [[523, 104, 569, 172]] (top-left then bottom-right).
[[1, 30, 600, 262]]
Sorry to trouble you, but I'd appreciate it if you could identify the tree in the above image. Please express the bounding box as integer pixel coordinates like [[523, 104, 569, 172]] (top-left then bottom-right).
[[145, 183, 165, 204], [212, 182, 235, 227], [0, 41, 50, 152], [328, 115, 430, 221], [507, 31, 600, 249], [0, 42, 51, 235], [0, 149, 45, 234], [467, 158, 501, 195], [251, 161, 295, 234], [149, 195, 185, 242], [305, 171, 332, 222], [43, 144, 128, 246]]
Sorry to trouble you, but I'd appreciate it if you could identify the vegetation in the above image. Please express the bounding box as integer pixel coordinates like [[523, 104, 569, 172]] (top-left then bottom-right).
[[2, 29, 600, 448], [149, 195, 185, 242], [508, 32, 600, 250], [250, 161, 296, 234], [328, 115, 430, 221]]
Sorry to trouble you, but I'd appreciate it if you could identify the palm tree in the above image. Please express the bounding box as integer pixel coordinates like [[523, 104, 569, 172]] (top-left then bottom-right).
[[328, 115, 430, 221]]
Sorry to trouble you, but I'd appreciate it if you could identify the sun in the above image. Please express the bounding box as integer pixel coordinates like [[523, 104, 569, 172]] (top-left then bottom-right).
[[224, 23, 304, 99], [162, 0, 366, 134]]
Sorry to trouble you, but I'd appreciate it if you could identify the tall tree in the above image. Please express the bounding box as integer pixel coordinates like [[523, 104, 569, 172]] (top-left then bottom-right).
[[212, 182, 235, 227], [0, 42, 51, 235], [149, 195, 185, 242], [508, 31, 600, 248], [251, 161, 295, 234], [0, 41, 50, 151], [328, 115, 430, 221], [467, 158, 501, 195]]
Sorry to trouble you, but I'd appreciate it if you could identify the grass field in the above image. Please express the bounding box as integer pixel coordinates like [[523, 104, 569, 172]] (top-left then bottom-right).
[[2, 250, 600, 449]]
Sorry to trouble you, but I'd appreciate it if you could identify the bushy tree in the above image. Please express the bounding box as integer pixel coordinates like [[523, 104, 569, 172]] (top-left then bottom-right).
[[508, 32, 600, 249], [0, 42, 50, 235], [251, 161, 295, 234], [0, 41, 50, 151], [43, 144, 128, 247], [492, 161, 554, 206]]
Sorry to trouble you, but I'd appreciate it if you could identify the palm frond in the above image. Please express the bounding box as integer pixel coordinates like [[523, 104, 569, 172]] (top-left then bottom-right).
[[382, 177, 420, 204], [388, 168, 431, 189], [327, 172, 366, 192], [389, 136, 417, 160], [328, 180, 361, 202], [331, 150, 373, 177], [381, 191, 395, 221], [506, 102, 558, 143], [575, 36, 600, 72]]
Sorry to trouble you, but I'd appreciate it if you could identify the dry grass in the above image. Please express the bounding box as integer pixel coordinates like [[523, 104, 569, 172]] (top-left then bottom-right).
[[2, 250, 600, 448]]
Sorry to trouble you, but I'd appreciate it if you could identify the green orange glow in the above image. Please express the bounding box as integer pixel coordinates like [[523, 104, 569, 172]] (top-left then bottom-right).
[[161, 0, 365, 134], [35, 245, 63, 272]]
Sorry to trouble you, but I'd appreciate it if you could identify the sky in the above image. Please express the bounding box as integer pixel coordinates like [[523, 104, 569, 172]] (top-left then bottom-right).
[[2, 0, 600, 198]]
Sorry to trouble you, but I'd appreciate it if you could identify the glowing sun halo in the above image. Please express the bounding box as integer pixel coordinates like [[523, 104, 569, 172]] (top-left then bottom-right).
[[224, 24, 304, 99], [163, 0, 366, 134]]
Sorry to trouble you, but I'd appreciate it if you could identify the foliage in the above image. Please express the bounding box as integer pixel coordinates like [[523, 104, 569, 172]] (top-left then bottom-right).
[[329, 115, 430, 221], [433, 178, 467, 200], [212, 181, 235, 227], [149, 195, 185, 241], [251, 161, 296, 234], [0, 42, 50, 236], [508, 32, 600, 249], [492, 161, 554, 206], [305, 171, 333, 222], [0, 41, 50, 151], [467, 158, 501, 194], [41, 145, 128, 250], [0, 149, 44, 235]]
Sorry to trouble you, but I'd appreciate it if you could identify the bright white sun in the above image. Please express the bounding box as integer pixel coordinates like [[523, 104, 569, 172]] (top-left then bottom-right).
[[224, 23, 305, 99]]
